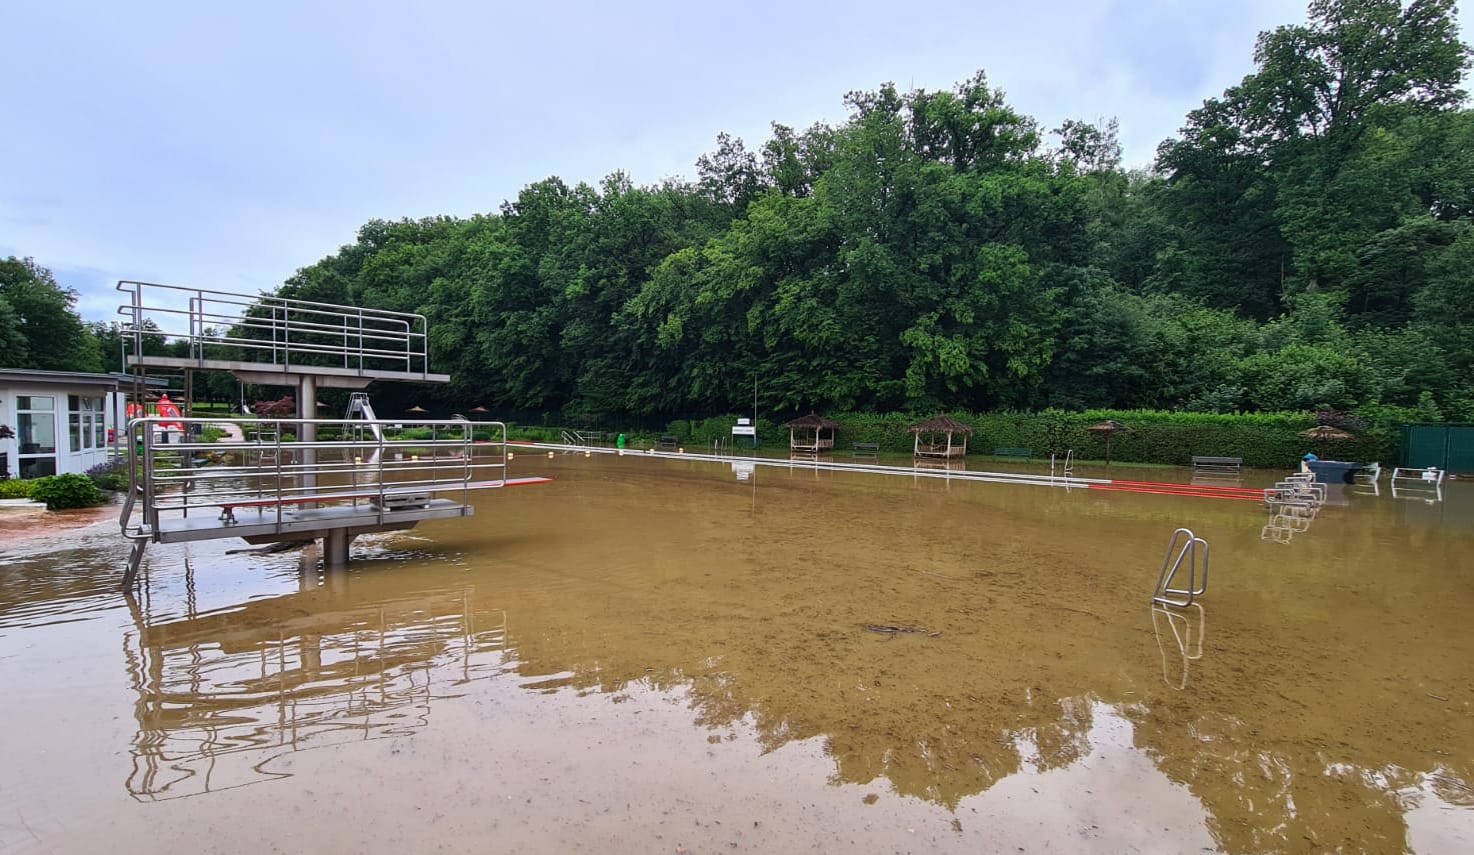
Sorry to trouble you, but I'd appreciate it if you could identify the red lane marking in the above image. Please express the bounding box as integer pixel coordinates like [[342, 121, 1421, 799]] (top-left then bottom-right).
[[1107, 478, 1263, 495], [1087, 483, 1263, 501]]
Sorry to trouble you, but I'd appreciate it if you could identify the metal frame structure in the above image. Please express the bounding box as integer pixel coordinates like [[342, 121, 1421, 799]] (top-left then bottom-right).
[[1151, 602, 1205, 689], [119, 416, 538, 586], [1390, 466, 1446, 502], [1151, 528, 1209, 608], [1260, 473, 1327, 542], [116, 280, 444, 381]]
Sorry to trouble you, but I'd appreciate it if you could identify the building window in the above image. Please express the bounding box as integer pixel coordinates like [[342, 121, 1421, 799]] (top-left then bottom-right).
[[18, 413, 56, 455], [66, 395, 106, 452], [19, 457, 56, 478]]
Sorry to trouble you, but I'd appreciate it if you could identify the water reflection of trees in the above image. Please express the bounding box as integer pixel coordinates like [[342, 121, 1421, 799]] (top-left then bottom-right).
[[123, 577, 511, 801], [509, 599, 1472, 855], [105, 479, 1474, 855]]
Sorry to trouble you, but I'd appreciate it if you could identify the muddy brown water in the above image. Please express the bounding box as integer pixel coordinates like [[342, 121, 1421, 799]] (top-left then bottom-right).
[[0, 454, 1470, 854]]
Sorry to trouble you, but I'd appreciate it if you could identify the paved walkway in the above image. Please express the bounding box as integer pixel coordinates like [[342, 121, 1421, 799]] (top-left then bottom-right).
[[214, 421, 246, 443]]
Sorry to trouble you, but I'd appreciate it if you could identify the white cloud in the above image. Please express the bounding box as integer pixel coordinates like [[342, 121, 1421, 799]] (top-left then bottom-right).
[[2, 0, 1463, 321]]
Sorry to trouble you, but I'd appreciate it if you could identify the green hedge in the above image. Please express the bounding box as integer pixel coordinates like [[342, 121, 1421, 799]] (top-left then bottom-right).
[[659, 409, 1395, 469]]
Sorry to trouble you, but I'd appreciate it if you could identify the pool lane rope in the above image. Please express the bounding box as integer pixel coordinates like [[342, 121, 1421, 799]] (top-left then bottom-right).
[[510, 443, 1268, 502]]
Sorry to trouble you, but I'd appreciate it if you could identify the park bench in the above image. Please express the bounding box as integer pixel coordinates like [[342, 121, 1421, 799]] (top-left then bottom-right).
[[852, 442, 880, 459], [1191, 455, 1243, 475], [656, 435, 679, 451], [993, 447, 1031, 461]]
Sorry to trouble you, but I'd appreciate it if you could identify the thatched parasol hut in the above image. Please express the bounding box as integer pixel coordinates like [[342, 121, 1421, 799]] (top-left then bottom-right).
[[783, 413, 839, 452], [1298, 424, 1354, 459], [1086, 419, 1130, 466], [909, 415, 974, 458]]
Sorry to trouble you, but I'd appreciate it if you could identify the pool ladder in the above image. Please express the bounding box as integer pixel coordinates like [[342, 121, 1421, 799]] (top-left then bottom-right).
[[1151, 528, 1209, 608], [1049, 448, 1075, 479]]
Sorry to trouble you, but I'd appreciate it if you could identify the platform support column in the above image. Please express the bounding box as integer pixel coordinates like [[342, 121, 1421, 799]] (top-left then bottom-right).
[[323, 529, 352, 569], [298, 374, 317, 493]]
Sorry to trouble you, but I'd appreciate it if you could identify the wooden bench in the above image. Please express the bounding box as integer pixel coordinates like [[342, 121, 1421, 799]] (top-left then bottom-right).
[[656, 435, 679, 451], [993, 447, 1031, 461], [1191, 455, 1243, 475], [852, 442, 880, 459]]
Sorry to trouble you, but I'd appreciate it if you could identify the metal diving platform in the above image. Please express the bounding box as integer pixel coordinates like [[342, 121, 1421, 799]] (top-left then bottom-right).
[[116, 280, 448, 386], [119, 418, 548, 587]]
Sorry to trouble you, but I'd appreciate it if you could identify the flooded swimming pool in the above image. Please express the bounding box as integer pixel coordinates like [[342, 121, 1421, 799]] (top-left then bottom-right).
[[1, 454, 1471, 853]]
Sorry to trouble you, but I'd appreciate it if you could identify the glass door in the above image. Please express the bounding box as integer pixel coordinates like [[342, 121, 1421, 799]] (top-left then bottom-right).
[[17, 395, 58, 478]]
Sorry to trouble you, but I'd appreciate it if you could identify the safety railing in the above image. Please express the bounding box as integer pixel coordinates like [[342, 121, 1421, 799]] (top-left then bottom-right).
[[1152, 602, 1205, 689], [116, 281, 433, 376], [1050, 449, 1075, 479], [557, 430, 605, 449], [1260, 472, 1328, 542], [120, 417, 506, 539], [1151, 528, 1209, 608]]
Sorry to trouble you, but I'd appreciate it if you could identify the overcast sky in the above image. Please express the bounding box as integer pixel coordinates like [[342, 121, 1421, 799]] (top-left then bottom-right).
[[3, 0, 1464, 322]]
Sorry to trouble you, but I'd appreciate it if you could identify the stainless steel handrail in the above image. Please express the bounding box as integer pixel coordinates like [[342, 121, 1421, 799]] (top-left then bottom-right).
[[1151, 527, 1209, 608], [120, 417, 507, 535], [115, 281, 433, 376]]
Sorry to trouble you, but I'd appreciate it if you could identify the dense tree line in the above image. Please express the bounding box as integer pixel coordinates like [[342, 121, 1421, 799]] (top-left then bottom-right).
[[0, 257, 102, 373], [9, 1, 1473, 426]]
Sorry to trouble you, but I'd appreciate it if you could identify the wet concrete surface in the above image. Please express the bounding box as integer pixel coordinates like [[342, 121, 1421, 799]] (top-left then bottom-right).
[[0, 454, 1471, 853]]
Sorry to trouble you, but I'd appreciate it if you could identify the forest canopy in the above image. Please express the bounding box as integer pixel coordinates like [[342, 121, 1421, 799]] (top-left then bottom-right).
[[12, 0, 1474, 426]]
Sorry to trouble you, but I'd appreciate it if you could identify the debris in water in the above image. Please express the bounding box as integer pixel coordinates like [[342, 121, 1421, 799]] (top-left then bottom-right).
[[864, 624, 942, 638]]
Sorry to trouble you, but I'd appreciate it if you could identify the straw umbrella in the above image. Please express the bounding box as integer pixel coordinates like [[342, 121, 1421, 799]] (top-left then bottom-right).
[[1086, 419, 1130, 466], [1298, 424, 1353, 459]]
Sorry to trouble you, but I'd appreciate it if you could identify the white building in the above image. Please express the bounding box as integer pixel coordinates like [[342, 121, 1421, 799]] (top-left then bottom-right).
[[0, 369, 128, 480]]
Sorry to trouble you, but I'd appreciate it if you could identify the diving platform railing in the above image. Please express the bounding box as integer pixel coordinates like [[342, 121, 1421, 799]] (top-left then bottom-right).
[[119, 416, 534, 586], [116, 280, 445, 382]]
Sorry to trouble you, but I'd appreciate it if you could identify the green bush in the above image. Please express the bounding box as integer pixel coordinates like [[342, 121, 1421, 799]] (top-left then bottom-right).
[[86, 461, 130, 491], [28, 473, 108, 510], [505, 425, 565, 443], [0, 479, 34, 499]]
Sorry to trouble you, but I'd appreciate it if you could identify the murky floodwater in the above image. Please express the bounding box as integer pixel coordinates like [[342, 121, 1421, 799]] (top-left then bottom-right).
[[1, 453, 1471, 854]]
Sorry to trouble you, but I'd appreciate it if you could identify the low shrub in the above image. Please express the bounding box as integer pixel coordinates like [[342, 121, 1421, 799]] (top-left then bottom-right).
[[86, 461, 130, 491], [0, 479, 34, 499], [28, 473, 108, 510]]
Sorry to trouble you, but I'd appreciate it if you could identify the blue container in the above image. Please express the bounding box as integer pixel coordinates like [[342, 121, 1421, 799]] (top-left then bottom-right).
[[1305, 460, 1364, 484]]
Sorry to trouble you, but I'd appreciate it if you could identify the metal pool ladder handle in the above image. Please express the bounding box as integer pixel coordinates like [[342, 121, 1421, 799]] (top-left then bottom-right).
[[1151, 527, 1209, 608], [1151, 602, 1205, 689]]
